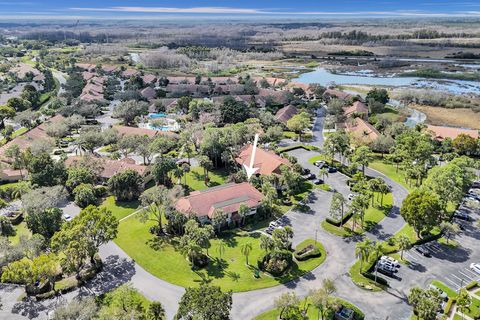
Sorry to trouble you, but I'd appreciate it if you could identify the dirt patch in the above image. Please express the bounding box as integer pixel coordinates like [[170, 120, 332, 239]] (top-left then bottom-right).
[[410, 104, 480, 130]]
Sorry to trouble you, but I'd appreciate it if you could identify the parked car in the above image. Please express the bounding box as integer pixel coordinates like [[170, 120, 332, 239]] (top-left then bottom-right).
[[328, 166, 338, 173], [314, 160, 325, 167], [380, 256, 400, 268], [454, 211, 471, 221], [429, 284, 448, 301], [375, 264, 395, 276], [313, 179, 324, 185], [63, 213, 72, 222], [303, 173, 316, 180], [377, 260, 399, 272], [303, 168, 311, 175], [472, 181, 480, 188], [348, 193, 356, 201], [415, 245, 431, 257], [470, 263, 480, 275], [282, 198, 292, 205]]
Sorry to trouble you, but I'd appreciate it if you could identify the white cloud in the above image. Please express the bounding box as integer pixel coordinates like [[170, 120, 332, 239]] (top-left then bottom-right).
[[69, 6, 264, 14]]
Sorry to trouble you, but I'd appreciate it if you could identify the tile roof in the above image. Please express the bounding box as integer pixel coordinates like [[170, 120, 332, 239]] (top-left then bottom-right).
[[427, 125, 479, 140], [0, 114, 64, 161], [344, 101, 368, 117], [275, 105, 298, 124], [122, 69, 140, 78], [142, 74, 157, 84], [140, 87, 157, 100], [324, 88, 351, 100], [175, 182, 263, 219], [235, 144, 290, 176], [345, 118, 380, 142]]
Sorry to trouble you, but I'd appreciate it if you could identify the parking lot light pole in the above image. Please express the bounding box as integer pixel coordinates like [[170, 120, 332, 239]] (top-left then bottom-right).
[[315, 228, 318, 243]]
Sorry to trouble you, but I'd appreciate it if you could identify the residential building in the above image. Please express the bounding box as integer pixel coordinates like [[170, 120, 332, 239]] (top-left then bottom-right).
[[427, 125, 480, 140], [235, 145, 290, 176], [275, 105, 299, 124], [175, 182, 264, 224]]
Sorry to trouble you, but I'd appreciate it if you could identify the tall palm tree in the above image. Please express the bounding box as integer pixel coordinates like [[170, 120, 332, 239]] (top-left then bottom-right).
[[372, 241, 384, 282], [182, 163, 190, 186], [397, 234, 410, 260], [355, 238, 373, 272], [240, 242, 253, 265], [173, 166, 183, 185], [238, 203, 250, 226], [319, 167, 329, 181]]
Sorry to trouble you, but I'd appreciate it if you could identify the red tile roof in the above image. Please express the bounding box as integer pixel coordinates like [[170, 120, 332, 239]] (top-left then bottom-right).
[[0, 115, 64, 161], [345, 118, 380, 142], [427, 125, 479, 140], [142, 74, 157, 84], [122, 69, 140, 78], [324, 88, 351, 100], [344, 101, 368, 117], [176, 182, 263, 219], [140, 87, 156, 100], [235, 144, 290, 176], [275, 105, 298, 124]]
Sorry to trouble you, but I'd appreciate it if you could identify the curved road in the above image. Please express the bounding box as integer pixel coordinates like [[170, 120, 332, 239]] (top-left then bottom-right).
[[94, 107, 412, 320]]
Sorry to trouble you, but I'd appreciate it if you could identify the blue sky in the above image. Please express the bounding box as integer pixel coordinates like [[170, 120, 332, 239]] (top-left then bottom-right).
[[1, 1, 479, 20]]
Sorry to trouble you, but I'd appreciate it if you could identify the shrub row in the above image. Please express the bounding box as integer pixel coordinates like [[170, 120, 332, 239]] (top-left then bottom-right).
[[360, 271, 389, 286], [326, 211, 353, 227], [294, 244, 321, 261]]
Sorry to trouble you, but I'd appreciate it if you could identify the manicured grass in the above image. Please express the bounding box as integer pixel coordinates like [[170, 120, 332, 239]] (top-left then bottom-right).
[[431, 280, 458, 298], [114, 216, 326, 292], [0, 181, 22, 191], [349, 258, 386, 292], [100, 196, 140, 220], [368, 160, 411, 191], [184, 167, 228, 191], [322, 192, 393, 237], [7, 221, 31, 245], [463, 297, 480, 318], [0, 127, 28, 145], [254, 296, 365, 320]]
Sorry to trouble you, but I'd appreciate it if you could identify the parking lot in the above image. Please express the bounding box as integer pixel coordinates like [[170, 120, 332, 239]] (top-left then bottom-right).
[[379, 189, 480, 295]]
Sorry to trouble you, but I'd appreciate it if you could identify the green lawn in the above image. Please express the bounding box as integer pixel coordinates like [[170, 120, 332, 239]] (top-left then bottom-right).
[[184, 167, 228, 191], [114, 216, 327, 292], [254, 296, 364, 320], [368, 160, 411, 191], [431, 280, 458, 298], [100, 196, 140, 220], [322, 192, 393, 237], [7, 221, 31, 245], [0, 127, 28, 145]]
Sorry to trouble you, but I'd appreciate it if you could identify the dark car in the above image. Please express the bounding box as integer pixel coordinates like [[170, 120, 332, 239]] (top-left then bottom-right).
[[454, 211, 471, 221], [313, 179, 324, 185], [328, 166, 337, 173], [303, 173, 316, 180], [415, 245, 431, 257], [303, 168, 311, 175], [375, 265, 395, 277]]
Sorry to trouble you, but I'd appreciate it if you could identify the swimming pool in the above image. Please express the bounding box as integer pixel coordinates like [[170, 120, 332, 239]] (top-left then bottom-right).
[[148, 112, 167, 119]]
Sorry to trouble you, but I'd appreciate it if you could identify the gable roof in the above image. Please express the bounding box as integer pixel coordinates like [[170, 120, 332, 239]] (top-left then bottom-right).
[[275, 105, 298, 124], [141, 87, 157, 100], [344, 101, 368, 117], [427, 125, 479, 140], [142, 74, 157, 84], [345, 118, 380, 142], [175, 182, 263, 218], [324, 88, 351, 100], [235, 144, 290, 176]]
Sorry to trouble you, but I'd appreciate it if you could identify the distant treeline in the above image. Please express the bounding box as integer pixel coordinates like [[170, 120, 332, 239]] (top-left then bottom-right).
[[445, 52, 480, 59]]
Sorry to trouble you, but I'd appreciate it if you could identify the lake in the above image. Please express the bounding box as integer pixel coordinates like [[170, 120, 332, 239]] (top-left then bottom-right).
[[293, 68, 480, 95]]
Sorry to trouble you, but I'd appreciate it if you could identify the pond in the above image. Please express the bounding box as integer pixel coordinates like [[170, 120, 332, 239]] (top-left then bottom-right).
[[293, 68, 480, 95]]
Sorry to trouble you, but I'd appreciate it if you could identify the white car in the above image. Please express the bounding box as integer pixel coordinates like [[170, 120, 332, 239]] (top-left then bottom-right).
[[63, 213, 72, 222], [470, 263, 480, 275], [348, 193, 356, 201], [380, 256, 400, 268]]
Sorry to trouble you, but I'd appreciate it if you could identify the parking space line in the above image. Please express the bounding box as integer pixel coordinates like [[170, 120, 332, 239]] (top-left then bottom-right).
[[409, 250, 424, 260], [458, 270, 475, 281], [404, 252, 417, 261], [445, 277, 460, 289], [463, 268, 479, 278], [451, 274, 468, 286]]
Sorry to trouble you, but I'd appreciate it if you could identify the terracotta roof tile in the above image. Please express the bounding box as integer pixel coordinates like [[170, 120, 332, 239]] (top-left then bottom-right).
[[235, 145, 290, 175]]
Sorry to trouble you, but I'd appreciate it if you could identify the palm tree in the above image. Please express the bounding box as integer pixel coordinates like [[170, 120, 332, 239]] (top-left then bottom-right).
[[355, 238, 373, 272], [173, 166, 183, 185], [372, 241, 384, 282], [319, 167, 329, 181], [182, 163, 190, 186], [146, 301, 165, 320], [238, 203, 250, 226], [240, 242, 253, 265], [309, 278, 337, 320], [397, 234, 410, 260], [212, 209, 227, 233], [377, 178, 390, 206], [180, 240, 202, 265], [217, 241, 226, 259], [260, 235, 275, 253]]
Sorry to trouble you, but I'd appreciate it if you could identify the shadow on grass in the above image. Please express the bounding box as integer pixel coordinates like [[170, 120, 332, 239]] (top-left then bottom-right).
[[206, 257, 228, 279]]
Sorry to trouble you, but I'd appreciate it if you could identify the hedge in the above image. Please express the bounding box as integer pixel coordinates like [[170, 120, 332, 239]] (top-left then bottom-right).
[[326, 211, 353, 227], [294, 244, 321, 261], [276, 144, 319, 154], [361, 271, 389, 286]]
